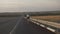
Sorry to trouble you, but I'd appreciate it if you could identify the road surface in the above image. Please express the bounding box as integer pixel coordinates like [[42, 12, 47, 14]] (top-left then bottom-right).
[[0, 16, 55, 34], [0, 17, 20, 34]]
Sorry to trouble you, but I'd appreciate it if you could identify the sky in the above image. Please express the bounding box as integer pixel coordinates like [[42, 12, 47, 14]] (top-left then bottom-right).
[[0, 0, 60, 12]]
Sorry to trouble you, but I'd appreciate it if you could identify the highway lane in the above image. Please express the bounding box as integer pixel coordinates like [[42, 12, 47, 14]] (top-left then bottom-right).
[[10, 17, 55, 34], [0, 16, 55, 34], [0, 17, 20, 34]]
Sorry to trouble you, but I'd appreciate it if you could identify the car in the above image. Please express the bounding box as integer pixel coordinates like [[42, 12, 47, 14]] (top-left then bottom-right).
[[25, 14, 30, 19]]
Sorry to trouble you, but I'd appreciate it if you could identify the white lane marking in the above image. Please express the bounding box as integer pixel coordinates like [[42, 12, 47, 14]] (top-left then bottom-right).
[[40, 24, 45, 28], [31, 20, 56, 32], [36, 23, 40, 25], [10, 17, 22, 34], [31, 21, 40, 25], [31, 20, 46, 27], [46, 27, 56, 32], [32, 20, 45, 28]]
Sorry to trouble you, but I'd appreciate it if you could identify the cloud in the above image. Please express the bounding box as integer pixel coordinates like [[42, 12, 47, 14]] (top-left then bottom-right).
[[0, 0, 60, 12]]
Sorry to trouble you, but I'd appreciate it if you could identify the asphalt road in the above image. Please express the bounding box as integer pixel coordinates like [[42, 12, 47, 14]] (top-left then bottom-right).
[[0, 16, 55, 34], [0, 17, 20, 34]]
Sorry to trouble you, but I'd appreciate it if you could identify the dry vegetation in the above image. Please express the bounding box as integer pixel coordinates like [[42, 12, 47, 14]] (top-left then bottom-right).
[[31, 15, 60, 23]]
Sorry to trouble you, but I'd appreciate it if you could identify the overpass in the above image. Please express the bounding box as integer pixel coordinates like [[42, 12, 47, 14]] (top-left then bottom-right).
[[30, 18, 60, 34]]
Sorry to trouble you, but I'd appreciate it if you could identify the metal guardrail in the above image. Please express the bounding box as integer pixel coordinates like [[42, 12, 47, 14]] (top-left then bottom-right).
[[30, 18, 60, 34]]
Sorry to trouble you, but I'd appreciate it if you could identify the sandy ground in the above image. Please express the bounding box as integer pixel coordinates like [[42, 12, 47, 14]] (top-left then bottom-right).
[[31, 15, 60, 23]]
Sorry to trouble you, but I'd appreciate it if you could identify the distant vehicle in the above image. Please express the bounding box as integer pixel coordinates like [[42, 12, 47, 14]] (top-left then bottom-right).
[[25, 14, 30, 19]]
